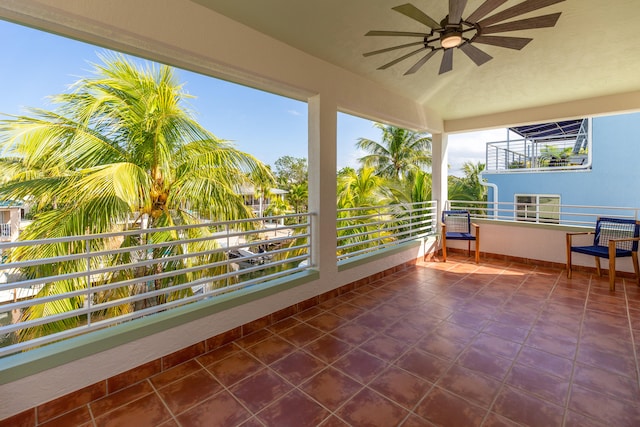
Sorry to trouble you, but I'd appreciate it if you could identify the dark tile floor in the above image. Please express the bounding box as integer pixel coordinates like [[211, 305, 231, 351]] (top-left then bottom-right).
[[40, 256, 640, 426]]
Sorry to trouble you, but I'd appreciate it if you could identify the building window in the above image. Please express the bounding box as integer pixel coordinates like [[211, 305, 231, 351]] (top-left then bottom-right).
[[515, 195, 560, 224]]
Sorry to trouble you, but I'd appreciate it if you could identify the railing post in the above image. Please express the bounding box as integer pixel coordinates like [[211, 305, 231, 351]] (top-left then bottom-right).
[[85, 236, 91, 327], [378, 207, 383, 246], [226, 223, 230, 288], [505, 140, 509, 169], [309, 213, 314, 267]]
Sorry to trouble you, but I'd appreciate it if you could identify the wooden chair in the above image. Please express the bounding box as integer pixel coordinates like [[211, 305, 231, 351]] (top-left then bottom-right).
[[441, 210, 480, 263], [566, 217, 640, 291]]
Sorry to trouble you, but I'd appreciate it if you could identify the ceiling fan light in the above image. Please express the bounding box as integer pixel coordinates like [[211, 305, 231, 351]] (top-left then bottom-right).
[[441, 31, 462, 49]]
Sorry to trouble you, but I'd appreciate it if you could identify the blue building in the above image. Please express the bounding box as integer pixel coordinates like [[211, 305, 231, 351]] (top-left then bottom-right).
[[481, 112, 640, 225]]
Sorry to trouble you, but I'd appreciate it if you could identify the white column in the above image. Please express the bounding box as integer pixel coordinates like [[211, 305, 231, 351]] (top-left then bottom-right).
[[308, 94, 338, 275], [431, 132, 448, 223]]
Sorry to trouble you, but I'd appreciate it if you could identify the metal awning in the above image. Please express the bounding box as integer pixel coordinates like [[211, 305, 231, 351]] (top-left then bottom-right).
[[509, 119, 585, 139]]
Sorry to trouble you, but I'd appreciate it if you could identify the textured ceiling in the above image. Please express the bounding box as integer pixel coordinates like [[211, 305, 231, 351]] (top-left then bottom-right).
[[192, 0, 640, 122]]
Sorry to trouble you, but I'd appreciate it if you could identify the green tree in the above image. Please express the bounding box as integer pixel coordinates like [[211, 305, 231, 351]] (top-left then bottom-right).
[[386, 170, 432, 205], [375, 170, 433, 240], [263, 196, 290, 217], [356, 123, 431, 180], [273, 156, 307, 188], [337, 166, 388, 208], [250, 166, 276, 217], [448, 161, 486, 201], [287, 183, 308, 215], [538, 145, 572, 167], [0, 53, 270, 341], [336, 167, 393, 255]]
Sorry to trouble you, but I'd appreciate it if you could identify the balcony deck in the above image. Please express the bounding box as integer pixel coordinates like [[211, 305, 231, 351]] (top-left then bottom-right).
[[3, 254, 640, 427]]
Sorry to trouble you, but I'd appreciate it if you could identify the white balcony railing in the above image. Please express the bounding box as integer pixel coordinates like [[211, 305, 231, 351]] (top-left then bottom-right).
[[337, 201, 437, 261], [485, 128, 590, 173], [447, 200, 640, 227], [443, 200, 640, 276], [0, 213, 312, 357], [0, 223, 10, 237], [0, 203, 440, 358]]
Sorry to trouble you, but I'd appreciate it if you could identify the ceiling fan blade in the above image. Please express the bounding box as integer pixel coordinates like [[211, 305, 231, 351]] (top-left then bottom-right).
[[365, 30, 429, 38], [404, 50, 438, 75], [473, 35, 532, 50], [363, 41, 426, 57], [378, 47, 427, 70], [466, 0, 508, 23], [449, 0, 468, 24], [479, 0, 565, 27], [439, 49, 454, 74], [481, 13, 561, 34], [392, 4, 440, 29], [459, 42, 493, 66]]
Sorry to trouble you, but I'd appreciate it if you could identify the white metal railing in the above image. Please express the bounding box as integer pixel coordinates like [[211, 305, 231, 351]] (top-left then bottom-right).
[[0, 223, 10, 237], [0, 213, 312, 357], [337, 201, 437, 261], [486, 126, 590, 173], [446, 200, 640, 227]]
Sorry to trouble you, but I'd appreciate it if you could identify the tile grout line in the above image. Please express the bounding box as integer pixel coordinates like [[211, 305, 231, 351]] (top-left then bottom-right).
[[362, 264, 457, 425], [198, 348, 271, 425], [251, 319, 359, 425], [623, 279, 640, 391], [560, 270, 592, 427], [217, 306, 372, 425], [477, 261, 563, 426], [309, 287, 401, 424], [287, 268, 454, 425], [86, 403, 97, 427], [146, 378, 182, 427], [404, 260, 518, 425]]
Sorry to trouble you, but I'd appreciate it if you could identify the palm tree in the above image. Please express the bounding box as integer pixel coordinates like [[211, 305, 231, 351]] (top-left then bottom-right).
[[337, 166, 388, 209], [0, 53, 270, 341], [377, 170, 433, 240], [385, 170, 432, 205], [448, 161, 487, 216], [538, 145, 572, 167], [263, 196, 290, 217], [336, 167, 393, 255], [250, 166, 276, 218], [356, 123, 432, 180], [286, 183, 308, 215]]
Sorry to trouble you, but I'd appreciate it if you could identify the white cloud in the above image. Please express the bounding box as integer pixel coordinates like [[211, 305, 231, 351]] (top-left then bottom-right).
[[287, 109, 301, 116]]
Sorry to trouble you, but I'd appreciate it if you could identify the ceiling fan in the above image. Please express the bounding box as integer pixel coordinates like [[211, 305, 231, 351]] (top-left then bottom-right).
[[364, 0, 565, 75]]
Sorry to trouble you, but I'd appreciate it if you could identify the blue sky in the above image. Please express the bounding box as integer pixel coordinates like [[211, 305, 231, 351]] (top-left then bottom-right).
[[0, 19, 503, 174]]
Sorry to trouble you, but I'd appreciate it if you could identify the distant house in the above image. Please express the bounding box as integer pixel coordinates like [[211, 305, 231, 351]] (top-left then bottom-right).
[[481, 112, 640, 223], [0, 201, 22, 242], [236, 185, 288, 217]]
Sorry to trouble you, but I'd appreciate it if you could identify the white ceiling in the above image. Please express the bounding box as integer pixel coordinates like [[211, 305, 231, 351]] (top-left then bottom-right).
[[192, 0, 640, 123]]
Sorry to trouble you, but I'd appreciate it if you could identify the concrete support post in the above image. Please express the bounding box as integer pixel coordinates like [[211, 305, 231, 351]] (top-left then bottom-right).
[[308, 94, 338, 276], [431, 132, 448, 229]]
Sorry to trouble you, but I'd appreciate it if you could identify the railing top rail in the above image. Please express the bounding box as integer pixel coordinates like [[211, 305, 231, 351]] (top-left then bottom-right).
[[448, 200, 639, 211], [0, 213, 312, 249], [0, 203, 441, 359], [337, 201, 435, 214], [485, 131, 587, 146], [0, 211, 317, 358]]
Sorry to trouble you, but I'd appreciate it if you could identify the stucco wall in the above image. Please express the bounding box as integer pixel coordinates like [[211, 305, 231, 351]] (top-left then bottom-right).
[[444, 220, 638, 274]]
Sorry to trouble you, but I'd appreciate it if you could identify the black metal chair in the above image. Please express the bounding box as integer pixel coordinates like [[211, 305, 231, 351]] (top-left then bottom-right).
[[441, 210, 480, 263], [566, 217, 640, 291]]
